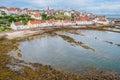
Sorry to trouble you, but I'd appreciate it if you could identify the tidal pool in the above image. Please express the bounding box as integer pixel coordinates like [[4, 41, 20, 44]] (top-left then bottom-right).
[[12, 30, 120, 74]]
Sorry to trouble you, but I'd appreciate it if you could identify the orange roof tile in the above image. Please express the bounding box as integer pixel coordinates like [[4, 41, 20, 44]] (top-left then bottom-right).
[[29, 21, 41, 24], [26, 10, 33, 13], [14, 22, 23, 26], [34, 13, 41, 17], [76, 15, 90, 21], [7, 8, 20, 11], [98, 16, 106, 21], [46, 20, 53, 23]]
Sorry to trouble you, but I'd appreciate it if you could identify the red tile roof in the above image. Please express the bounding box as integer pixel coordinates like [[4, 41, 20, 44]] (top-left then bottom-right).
[[34, 13, 41, 17], [81, 16, 90, 21], [29, 21, 41, 24], [26, 10, 33, 13], [14, 22, 23, 26], [77, 16, 90, 21], [63, 20, 70, 23], [7, 8, 20, 11], [98, 16, 106, 21], [46, 20, 53, 23]]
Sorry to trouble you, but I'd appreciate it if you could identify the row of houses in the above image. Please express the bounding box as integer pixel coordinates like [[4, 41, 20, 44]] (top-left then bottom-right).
[[11, 18, 109, 30], [0, 7, 109, 21], [0, 7, 42, 19], [0, 7, 33, 15], [0, 6, 111, 30]]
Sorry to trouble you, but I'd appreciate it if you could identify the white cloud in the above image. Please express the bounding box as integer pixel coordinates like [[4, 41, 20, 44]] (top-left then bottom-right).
[[85, 2, 120, 14], [0, 0, 120, 14], [87, 2, 120, 10]]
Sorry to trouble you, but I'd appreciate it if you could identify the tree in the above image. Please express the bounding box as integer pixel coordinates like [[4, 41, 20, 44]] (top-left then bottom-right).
[[71, 14, 75, 21], [42, 13, 47, 20]]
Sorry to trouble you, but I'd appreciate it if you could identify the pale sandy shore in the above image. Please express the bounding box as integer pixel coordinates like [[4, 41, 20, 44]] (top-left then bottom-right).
[[0, 25, 115, 40], [0, 26, 56, 39], [0, 30, 41, 39], [6, 30, 39, 39]]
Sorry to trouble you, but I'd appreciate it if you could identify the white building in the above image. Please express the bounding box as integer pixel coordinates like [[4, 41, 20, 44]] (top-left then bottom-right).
[[64, 12, 71, 17], [11, 21, 25, 30], [31, 13, 42, 20], [40, 22, 48, 27], [93, 16, 109, 25], [76, 21, 93, 25], [76, 16, 94, 25], [27, 21, 41, 28], [0, 6, 7, 12], [54, 20, 63, 26], [6, 8, 20, 15], [23, 10, 34, 15], [62, 21, 74, 26]]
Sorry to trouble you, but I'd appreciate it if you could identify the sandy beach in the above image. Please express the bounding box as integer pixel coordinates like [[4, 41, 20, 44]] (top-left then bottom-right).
[[0, 30, 38, 39], [0, 27, 48, 39], [0, 25, 115, 40]]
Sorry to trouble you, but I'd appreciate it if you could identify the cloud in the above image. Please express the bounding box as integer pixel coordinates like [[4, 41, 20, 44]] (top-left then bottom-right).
[[27, 0, 58, 6], [87, 2, 120, 10], [0, 0, 120, 14], [0, 0, 94, 8], [85, 1, 120, 14]]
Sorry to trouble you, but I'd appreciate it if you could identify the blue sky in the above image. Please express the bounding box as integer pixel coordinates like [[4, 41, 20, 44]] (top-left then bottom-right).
[[0, 0, 120, 15]]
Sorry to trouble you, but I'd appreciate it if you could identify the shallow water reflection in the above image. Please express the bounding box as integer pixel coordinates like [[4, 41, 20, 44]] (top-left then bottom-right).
[[12, 30, 120, 73]]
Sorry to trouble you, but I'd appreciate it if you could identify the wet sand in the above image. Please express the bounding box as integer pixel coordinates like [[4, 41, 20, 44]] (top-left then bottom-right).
[[0, 25, 115, 40]]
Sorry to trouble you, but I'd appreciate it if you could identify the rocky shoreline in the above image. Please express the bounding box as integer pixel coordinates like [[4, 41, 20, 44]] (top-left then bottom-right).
[[1, 25, 120, 80], [0, 25, 116, 40]]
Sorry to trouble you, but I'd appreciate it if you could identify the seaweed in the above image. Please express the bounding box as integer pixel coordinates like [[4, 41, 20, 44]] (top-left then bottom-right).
[[58, 34, 95, 51]]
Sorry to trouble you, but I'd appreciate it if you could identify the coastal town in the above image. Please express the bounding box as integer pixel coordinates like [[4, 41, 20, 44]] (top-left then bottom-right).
[[1, 1, 120, 79], [0, 6, 113, 31]]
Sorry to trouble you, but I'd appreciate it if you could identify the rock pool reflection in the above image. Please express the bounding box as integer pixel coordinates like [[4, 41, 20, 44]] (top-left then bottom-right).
[[12, 30, 120, 73]]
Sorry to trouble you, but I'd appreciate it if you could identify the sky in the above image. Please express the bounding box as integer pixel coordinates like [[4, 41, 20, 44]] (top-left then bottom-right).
[[0, 0, 120, 15]]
